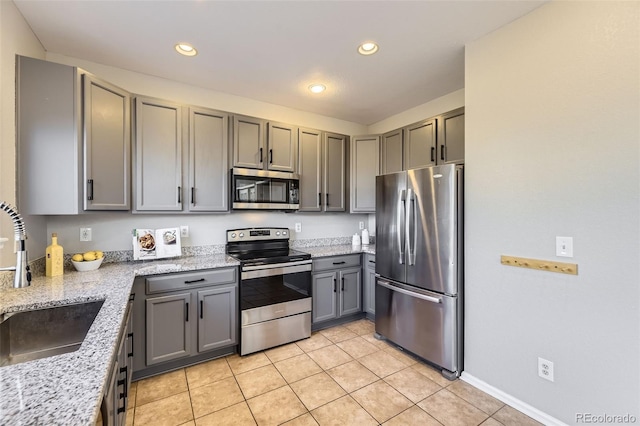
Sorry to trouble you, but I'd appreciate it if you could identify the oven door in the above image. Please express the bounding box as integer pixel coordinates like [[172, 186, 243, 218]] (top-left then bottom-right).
[[240, 260, 311, 325]]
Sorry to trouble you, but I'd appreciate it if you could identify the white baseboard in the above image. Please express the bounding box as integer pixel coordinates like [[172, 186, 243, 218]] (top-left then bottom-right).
[[460, 372, 569, 426]]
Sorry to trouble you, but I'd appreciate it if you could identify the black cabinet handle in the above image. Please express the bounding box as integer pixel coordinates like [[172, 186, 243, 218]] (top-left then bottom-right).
[[127, 332, 134, 357], [117, 406, 126, 414], [341, 277, 345, 291], [326, 193, 329, 207], [441, 145, 445, 161], [129, 293, 135, 301], [269, 149, 273, 164], [431, 147, 435, 162], [200, 300, 203, 319], [369, 259, 375, 263], [333, 278, 337, 293], [260, 147, 263, 162], [191, 187, 195, 204], [87, 179, 94, 201], [318, 192, 321, 206], [332, 261, 346, 265], [185, 302, 189, 322], [185, 278, 205, 284], [177, 186, 181, 203]]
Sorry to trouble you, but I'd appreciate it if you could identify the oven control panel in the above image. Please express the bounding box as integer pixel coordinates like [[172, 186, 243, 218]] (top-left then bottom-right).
[[227, 227, 289, 242]]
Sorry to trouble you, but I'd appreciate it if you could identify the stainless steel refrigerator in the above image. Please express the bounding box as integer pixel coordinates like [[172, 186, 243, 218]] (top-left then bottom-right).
[[375, 164, 463, 379]]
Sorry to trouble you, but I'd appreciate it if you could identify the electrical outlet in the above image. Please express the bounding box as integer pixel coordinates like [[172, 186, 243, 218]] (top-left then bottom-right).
[[538, 357, 554, 382], [80, 228, 92, 242], [359, 221, 365, 230], [294, 223, 302, 233], [556, 236, 573, 257], [180, 225, 189, 238]]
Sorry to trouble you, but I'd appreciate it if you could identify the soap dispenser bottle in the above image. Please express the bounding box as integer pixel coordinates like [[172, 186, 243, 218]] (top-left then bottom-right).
[[46, 233, 64, 277]]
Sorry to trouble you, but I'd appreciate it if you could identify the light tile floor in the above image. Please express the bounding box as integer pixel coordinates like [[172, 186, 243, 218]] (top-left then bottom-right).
[[127, 319, 542, 426]]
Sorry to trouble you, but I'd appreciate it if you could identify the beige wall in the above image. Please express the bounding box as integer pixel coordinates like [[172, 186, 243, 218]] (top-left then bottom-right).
[[0, 1, 46, 267], [464, 1, 639, 424]]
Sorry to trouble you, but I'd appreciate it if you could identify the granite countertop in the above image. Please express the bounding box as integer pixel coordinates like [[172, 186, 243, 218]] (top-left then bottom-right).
[[0, 254, 239, 426], [0, 243, 375, 425]]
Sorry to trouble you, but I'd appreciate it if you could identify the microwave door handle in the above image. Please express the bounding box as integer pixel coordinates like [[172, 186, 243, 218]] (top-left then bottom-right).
[[397, 189, 405, 264]]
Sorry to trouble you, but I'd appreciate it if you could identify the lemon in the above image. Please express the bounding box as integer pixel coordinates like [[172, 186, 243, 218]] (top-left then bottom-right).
[[72, 253, 84, 262], [94, 250, 104, 259], [83, 251, 97, 261]]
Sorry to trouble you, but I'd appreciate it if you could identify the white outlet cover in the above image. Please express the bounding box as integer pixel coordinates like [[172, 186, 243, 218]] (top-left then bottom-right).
[[80, 227, 92, 242], [538, 357, 554, 382], [556, 236, 573, 257], [180, 225, 189, 238], [294, 223, 302, 233]]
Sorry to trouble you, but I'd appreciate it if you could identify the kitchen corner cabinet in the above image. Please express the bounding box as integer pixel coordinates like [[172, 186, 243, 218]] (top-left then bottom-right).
[[232, 115, 297, 172], [404, 118, 437, 170], [312, 254, 362, 324], [17, 55, 131, 214], [437, 107, 465, 164], [298, 129, 348, 212], [133, 96, 183, 211], [188, 107, 229, 211], [350, 135, 380, 213], [381, 129, 404, 174], [133, 268, 238, 372], [363, 254, 376, 318]]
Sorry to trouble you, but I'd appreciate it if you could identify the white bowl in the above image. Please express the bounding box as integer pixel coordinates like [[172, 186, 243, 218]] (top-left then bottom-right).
[[71, 257, 104, 272]]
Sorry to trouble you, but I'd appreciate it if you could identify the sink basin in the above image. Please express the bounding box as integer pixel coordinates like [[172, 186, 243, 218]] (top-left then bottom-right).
[[0, 300, 104, 367]]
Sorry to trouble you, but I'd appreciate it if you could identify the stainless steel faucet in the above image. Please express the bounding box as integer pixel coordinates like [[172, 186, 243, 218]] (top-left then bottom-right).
[[0, 202, 31, 288]]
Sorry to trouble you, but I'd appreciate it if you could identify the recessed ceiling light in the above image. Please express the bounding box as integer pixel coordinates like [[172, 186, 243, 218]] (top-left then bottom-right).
[[175, 43, 197, 57], [309, 84, 326, 94], [358, 42, 379, 55]]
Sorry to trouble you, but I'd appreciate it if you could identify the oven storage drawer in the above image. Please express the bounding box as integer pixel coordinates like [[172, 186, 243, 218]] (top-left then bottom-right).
[[146, 268, 237, 294], [312, 254, 361, 272]]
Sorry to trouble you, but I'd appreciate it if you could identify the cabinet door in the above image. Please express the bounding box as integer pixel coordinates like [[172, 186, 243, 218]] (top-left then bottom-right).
[[197, 285, 237, 352], [267, 122, 297, 172], [404, 119, 436, 170], [438, 108, 465, 165], [146, 293, 192, 365], [339, 268, 362, 317], [83, 74, 131, 211], [233, 115, 265, 169], [381, 129, 403, 174], [312, 272, 338, 323], [350, 135, 379, 213], [298, 127, 322, 211], [134, 97, 183, 211], [363, 255, 376, 315], [323, 133, 347, 212], [188, 107, 229, 211]]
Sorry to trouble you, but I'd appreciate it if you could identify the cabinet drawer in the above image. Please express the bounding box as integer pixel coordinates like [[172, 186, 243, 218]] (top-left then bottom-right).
[[313, 254, 361, 272], [146, 268, 237, 294], [365, 254, 376, 270]]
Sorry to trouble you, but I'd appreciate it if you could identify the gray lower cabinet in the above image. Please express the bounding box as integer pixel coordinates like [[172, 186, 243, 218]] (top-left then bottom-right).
[[132, 268, 238, 376], [363, 254, 376, 317], [350, 135, 380, 213], [312, 254, 362, 324]]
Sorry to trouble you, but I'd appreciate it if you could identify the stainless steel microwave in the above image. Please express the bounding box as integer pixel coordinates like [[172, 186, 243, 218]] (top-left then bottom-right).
[[231, 168, 300, 211]]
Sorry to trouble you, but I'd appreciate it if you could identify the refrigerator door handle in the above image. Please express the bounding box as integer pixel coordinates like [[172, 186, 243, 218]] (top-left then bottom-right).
[[406, 188, 417, 266], [397, 189, 406, 264], [377, 279, 442, 304]]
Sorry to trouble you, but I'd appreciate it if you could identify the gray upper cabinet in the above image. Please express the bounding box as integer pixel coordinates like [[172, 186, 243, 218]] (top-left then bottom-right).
[[298, 127, 323, 211], [404, 118, 437, 170], [324, 132, 347, 212], [232, 115, 265, 169], [437, 107, 465, 165], [350, 135, 380, 213], [133, 97, 183, 211], [83, 74, 131, 211], [17, 55, 131, 214], [381, 129, 404, 174], [267, 122, 297, 172], [188, 107, 229, 212]]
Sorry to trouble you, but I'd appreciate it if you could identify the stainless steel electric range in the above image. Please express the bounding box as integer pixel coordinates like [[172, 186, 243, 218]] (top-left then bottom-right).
[[226, 227, 312, 355]]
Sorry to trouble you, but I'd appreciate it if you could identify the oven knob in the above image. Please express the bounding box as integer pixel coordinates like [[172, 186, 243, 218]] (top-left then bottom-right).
[[282, 230, 287, 236], [239, 232, 244, 238], [276, 231, 281, 236], [231, 233, 236, 238]]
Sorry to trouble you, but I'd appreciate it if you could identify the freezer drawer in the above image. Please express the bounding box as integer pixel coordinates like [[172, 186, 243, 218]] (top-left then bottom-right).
[[375, 277, 459, 375]]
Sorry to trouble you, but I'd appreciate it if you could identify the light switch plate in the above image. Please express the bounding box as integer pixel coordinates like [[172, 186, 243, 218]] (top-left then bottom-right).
[[556, 236, 573, 257]]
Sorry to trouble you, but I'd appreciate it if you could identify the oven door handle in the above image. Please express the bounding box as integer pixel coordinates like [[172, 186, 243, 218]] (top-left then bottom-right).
[[242, 262, 312, 280], [242, 259, 312, 271]]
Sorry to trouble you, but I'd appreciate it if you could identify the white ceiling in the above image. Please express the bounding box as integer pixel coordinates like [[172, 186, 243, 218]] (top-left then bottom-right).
[[14, 0, 546, 125]]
